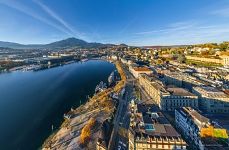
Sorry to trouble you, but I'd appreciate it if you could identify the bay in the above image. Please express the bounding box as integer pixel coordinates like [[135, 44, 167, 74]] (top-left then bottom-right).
[[0, 59, 115, 150]]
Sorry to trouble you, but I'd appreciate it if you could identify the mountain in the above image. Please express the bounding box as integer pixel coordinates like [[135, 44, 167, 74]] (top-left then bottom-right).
[[0, 41, 43, 49], [0, 37, 115, 49], [45, 37, 88, 48], [0, 41, 27, 49]]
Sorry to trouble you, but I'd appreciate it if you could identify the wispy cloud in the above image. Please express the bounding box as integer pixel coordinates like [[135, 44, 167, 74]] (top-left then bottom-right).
[[211, 7, 229, 17], [131, 20, 229, 46], [135, 21, 196, 35], [0, 0, 73, 36], [118, 15, 139, 35], [32, 0, 84, 39]]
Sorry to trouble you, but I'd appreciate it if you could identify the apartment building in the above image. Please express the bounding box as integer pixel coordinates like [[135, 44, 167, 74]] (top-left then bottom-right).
[[164, 71, 204, 91], [192, 86, 229, 113], [175, 107, 229, 150], [162, 87, 198, 111], [139, 74, 198, 111], [129, 103, 187, 150]]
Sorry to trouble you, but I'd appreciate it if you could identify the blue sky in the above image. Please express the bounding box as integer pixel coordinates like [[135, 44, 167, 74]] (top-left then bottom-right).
[[0, 0, 229, 46]]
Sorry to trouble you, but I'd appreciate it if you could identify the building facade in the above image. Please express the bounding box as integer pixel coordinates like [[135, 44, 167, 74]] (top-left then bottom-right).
[[175, 107, 229, 150], [192, 86, 229, 113], [186, 55, 229, 66], [129, 66, 152, 78], [161, 87, 198, 111], [129, 103, 187, 150], [164, 71, 204, 91], [139, 74, 198, 111]]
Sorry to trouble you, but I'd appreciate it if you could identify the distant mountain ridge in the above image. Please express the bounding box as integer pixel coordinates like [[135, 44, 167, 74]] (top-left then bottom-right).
[[0, 38, 192, 50], [143, 45, 189, 49], [0, 37, 115, 49]]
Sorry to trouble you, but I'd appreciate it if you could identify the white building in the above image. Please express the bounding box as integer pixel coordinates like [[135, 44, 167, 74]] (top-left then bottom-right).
[[175, 107, 229, 150], [192, 86, 229, 113], [129, 104, 187, 150], [139, 74, 199, 111], [120, 58, 132, 65], [111, 55, 118, 60]]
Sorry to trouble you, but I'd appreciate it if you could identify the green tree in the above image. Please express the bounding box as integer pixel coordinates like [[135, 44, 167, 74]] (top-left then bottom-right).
[[219, 42, 228, 51], [177, 54, 186, 63]]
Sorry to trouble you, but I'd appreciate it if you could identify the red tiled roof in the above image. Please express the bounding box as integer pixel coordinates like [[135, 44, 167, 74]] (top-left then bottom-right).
[[133, 67, 151, 72]]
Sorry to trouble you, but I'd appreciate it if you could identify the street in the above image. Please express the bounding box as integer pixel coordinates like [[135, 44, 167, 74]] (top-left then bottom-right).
[[113, 63, 135, 150]]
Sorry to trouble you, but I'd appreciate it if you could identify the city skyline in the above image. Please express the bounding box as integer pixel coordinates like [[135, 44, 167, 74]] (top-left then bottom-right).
[[0, 0, 229, 46]]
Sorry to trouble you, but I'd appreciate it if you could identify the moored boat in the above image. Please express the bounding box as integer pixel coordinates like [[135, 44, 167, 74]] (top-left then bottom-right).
[[95, 81, 107, 93]]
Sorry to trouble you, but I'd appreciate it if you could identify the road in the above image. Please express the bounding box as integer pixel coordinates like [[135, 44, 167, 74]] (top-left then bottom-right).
[[111, 63, 135, 150], [109, 62, 159, 150], [108, 84, 130, 150]]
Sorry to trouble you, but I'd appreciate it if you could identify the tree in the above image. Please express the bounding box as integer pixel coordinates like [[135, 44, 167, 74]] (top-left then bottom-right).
[[219, 42, 228, 51], [177, 54, 186, 63], [79, 118, 96, 146], [156, 59, 163, 65]]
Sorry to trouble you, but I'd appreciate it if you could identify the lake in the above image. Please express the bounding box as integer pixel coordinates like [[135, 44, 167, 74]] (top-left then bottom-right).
[[0, 59, 115, 150]]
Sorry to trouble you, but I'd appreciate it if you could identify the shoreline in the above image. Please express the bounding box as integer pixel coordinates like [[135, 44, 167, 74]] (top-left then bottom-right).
[[42, 61, 126, 150], [0, 58, 110, 74]]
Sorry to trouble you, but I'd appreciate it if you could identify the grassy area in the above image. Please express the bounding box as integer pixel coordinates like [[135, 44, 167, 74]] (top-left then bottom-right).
[[185, 59, 223, 68]]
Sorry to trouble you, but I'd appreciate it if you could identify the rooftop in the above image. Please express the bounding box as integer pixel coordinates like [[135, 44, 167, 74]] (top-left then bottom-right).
[[134, 104, 181, 138], [180, 107, 209, 124], [133, 67, 152, 72], [167, 87, 197, 97], [193, 86, 229, 100], [140, 73, 169, 94], [164, 71, 205, 86]]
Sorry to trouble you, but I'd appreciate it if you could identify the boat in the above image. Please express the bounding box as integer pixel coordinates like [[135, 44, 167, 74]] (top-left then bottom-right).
[[64, 113, 71, 119], [95, 81, 107, 93], [81, 58, 88, 62], [108, 71, 115, 86]]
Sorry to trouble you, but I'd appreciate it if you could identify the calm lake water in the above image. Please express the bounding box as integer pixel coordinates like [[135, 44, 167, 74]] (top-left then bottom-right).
[[0, 60, 115, 150]]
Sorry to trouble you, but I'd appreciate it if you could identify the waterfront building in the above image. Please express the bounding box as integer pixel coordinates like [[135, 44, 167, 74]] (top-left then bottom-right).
[[120, 58, 132, 65], [175, 107, 229, 150], [129, 103, 187, 150], [192, 86, 229, 113], [111, 55, 118, 60], [139, 74, 198, 111]]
